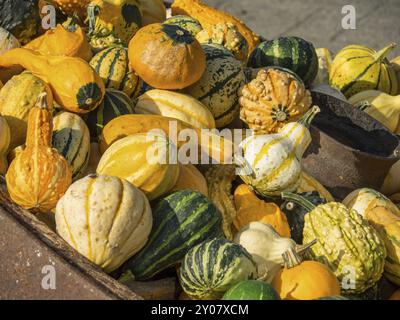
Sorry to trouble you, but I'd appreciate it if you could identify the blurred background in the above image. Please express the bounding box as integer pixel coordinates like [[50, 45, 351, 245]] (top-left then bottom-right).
[[203, 0, 400, 57]]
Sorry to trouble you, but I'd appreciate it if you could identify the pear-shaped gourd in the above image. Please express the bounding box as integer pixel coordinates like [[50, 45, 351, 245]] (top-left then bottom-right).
[[6, 93, 72, 212], [237, 106, 320, 197]]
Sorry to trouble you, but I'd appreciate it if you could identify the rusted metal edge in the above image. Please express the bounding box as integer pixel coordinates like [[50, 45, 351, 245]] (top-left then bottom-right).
[[0, 177, 143, 300]]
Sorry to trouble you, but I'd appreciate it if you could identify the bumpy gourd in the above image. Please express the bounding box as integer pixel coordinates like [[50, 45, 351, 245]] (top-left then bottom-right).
[[171, 0, 260, 54], [283, 192, 386, 294], [205, 164, 237, 240], [0, 48, 105, 114], [196, 23, 248, 62], [234, 222, 316, 282], [47, 0, 91, 21], [272, 247, 341, 300], [25, 19, 92, 61], [170, 164, 208, 196], [97, 132, 179, 200], [238, 106, 320, 197], [135, 89, 215, 129], [330, 43, 398, 98], [233, 184, 290, 237], [239, 67, 312, 134], [55, 174, 152, 273], [6, 93, 72, 212], [87, 0, 142, 51], [349, 90, 400, 134], [128, 23, 205, 90], [0, 72, 53, 150], [0, 116, 10, 175]]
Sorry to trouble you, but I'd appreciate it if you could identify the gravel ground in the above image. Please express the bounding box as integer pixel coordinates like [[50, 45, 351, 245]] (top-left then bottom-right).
[[203, 0, 400, 58]]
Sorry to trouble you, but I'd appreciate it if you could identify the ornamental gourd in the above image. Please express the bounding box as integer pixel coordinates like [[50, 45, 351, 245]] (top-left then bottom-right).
[[87, 0, 142, 51], [330, 43, 398, 98], [0, 116, 10, 175], [52, 112, 91, 180], [128, 23, 205, 90], [135, 89, 215, 129], [234, 222, 316, 282], [97, 133, 179, 200], [233, 184, 291, 237], [170, 164, 208, 196], [381, 160, 400, 196], [89, 46, 142, 98], [283, 192, 386, 294], [392, 56, 400, 94], [0, 49, 105, 114], [222, 280, 280, 300], [248, 37, 319, 86], [139, 0, 166, 25], [312, 48, 332, 86], [25, 19, 92, 61], [0, 72, 53, 150], [55, 174, 152, 273], [272, 248, 341, 300], [237, 106, 320, 197], [239, 67, 312, 134], [47, 0, 90, 21], [179, 238, 258, 300], [171, 0, 260, 54], [164, 15, 203, 37], [6, 93, 72, 212], [297, 171, 335, 202]]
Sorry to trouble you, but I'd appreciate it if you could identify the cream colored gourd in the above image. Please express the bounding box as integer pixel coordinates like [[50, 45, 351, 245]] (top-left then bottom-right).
[[135, 89, 216, 129], [234, 222, 315, 282], [0, 116, 11, 175], [55, 174, 152, 273], [97, 133, 179, 200], [381, 160, 400, 196], [312, 48, 332, 86], [349, 90, 400, 134], [238, 106, 320, 197]]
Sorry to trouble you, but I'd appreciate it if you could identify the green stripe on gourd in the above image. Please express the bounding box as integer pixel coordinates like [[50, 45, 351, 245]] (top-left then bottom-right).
[[163, 15, 203, 37], [281, 192, 386, 294], [222, 280, 280, 300], [52, 112, 90, 180], [119, 190, 223, 281], [85, 89, 134, 140], [184, 43, 245, 128], [179, 238, 257, 300], [248, 36, 318, 86]]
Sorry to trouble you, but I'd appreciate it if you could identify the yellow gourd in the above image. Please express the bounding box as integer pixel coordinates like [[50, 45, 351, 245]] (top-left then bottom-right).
[[381, 159, 400, 196], [233, 184, 291, 238], [139, 0, 166, 25], [170, 164, 208, 196], [392, 56, 400, 94], [298, 171, 335, 202], [0, 116, 10, 175]]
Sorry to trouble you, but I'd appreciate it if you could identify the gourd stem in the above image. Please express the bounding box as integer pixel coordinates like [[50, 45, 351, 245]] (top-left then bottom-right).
[[64, 13, 79, 32], [297, 105, 320, 128], [282, 247, 303, 269], [295, 239, 318, 255], [281, 191, 316, 212], [36, 92, 48, 110], [234, 153, 256, 179], [374, 43, 396, 61], [87, 5, 100, 35]]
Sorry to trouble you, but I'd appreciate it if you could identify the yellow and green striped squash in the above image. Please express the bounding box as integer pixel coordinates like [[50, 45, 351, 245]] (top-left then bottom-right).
[[89, 46, 142, 98], [329, 43, 398, 98], [52, 112, 91, 181], [96, 132, 179, 200], [135, 89, 215, 129]]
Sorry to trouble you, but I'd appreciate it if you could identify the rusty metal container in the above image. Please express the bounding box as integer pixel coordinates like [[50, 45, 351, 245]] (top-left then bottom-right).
[[303, 92, 400, 200]]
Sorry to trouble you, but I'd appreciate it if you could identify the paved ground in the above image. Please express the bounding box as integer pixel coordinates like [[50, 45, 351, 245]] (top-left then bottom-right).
[[204, 0, 400, 58]]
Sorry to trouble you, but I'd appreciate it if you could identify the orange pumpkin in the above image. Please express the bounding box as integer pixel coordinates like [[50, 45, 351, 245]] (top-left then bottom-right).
[[128, 23, 205, 90], [6, 93, 72, 212]]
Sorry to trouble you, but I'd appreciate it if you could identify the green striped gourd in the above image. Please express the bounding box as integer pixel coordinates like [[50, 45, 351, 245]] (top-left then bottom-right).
[[163, 15, 203, 37], [329, 43, 398, 98], [179, 238, 257, 300], [183, 43, 246, 128], [86, 88, 134, 139], [222, 280, 280, 300], [248, 37, 318, 86], [135, 89, 215, 129], [89, 46, 142, 98], [120, 190, 223, 281], [52, 112, 90, 180], [282, 192, 386, 294], [238, 106, 320, 197]]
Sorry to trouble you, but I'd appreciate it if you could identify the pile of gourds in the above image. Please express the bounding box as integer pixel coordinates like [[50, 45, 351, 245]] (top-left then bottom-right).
[[0, 0, 400, 301]]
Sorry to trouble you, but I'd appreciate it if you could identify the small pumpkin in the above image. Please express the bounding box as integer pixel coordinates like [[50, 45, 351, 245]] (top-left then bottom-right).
[[55, 174, 152, 273], [233, 184, 290, 238], [25, 19, 92, 61], [0, 116, 11, 175], [330, 43, 398, 98], [170, 164, 208, 197], [239, 67, 312, 134], [0, 48, 105, 114], [272, 248, 341, 300], [0, 27, 20, 55], [6, 93, 72, 212], [128, 23, 205, 90]]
